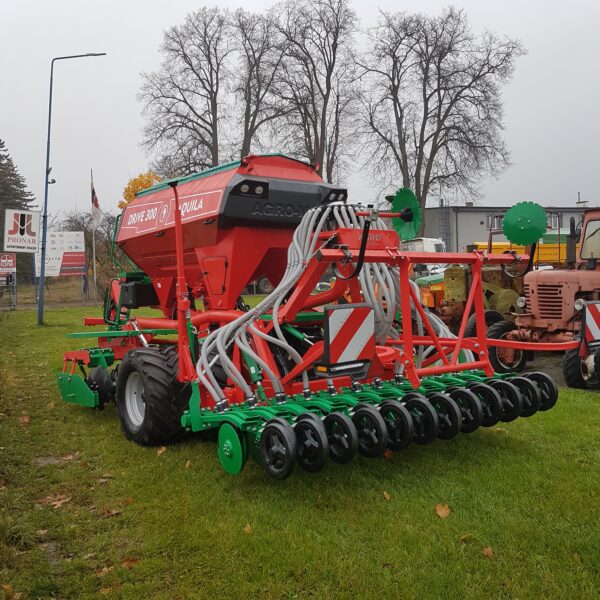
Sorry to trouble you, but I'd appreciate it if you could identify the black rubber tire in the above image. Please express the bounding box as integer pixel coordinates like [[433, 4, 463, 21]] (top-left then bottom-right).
[[487, 320, 527, 373], [426, 392, 462, 440], [464, 310, 504, 338], [379, 400, 414, 450], [324, 412, 358, 464], [488, 379, 523, 422], [563, 348, 587, 389], [525, 372, 559, 412], [446, 387, 483, 433], [402, 395, 440, 445], [116, 348, 189, 445], [466, 382, 503, 427], [294, 415, 329, 473], [85, 366, 114, 409], [508, 376, 541, 417], [259, 419, 297, 479], [351, 404, 389, 458]]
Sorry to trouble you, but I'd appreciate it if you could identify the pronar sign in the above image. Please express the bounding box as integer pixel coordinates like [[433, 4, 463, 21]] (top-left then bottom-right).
[[3, 209, 41, 252]]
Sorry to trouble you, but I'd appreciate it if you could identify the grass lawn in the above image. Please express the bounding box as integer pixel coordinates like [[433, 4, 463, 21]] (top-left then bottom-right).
[[1, 307, 599, 599]]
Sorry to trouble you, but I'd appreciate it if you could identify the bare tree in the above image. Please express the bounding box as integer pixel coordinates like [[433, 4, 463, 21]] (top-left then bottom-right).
[[360, 8, 524, 227], [272, 0, 358, 183], [232, 10, 287, 157], [139, 8, 232, 174]]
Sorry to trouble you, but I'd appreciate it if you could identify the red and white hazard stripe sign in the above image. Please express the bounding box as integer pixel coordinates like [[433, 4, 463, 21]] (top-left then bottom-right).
[[584, 302, 600, 344], [326, 304, 375, 364]]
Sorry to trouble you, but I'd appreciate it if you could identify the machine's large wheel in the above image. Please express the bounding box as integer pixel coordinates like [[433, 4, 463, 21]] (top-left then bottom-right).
[[466, 382, 503, 427], [402, 394, 440, 445], [487, 379, 523, 422], [563, 347, 587, 389], [294, 414, 329, 473], [508, 376, 541, 417], [464, 310, 504, 338], [426, 392, 462, 440], [525, 372, 558, 411], [323, 412, 358, 464], [116, 348, 188, 445], [446, 387, 483, 433], [259, 419, 297, 479], [487, 321, 527, 373], [352, 404, 388, 458], [378, 400, 414, 450]]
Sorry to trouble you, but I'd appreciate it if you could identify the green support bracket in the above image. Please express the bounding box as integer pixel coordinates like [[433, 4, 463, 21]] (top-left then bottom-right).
[[56, 373, 99, 408]]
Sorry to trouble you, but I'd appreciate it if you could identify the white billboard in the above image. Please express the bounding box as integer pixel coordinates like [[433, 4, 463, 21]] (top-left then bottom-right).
[[3, 208, 41, 252], [35, 231, 86, 277]]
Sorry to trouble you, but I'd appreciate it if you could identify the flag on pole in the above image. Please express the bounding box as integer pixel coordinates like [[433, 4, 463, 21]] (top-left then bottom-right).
[[91, 169, 101, 230]]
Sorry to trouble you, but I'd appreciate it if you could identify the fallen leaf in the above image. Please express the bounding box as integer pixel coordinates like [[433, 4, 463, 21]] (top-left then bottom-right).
[[435, 503, 451, 519], [19, 415, 31, 428], [37, 494, 71, 509], [51, 495, 71, 509], [121, 557, 140, 569], [493, 427, 508, 433], [100, 506, 123, 518], [383, 491, 391, 501], [243, 523, 252, 534], [61, 454, 75, 461], [482, 546, 494, 558], [383, 449, 393, 460], [98, 477, 112, 485], [95, 565, 115, 577], [156, 446, 167, 456], [124, 497, 135, 505], [185, 460, 192, 469], [1, 584, 14, 599], [83, 553, 96, 560], [35, 529, 48, 538]]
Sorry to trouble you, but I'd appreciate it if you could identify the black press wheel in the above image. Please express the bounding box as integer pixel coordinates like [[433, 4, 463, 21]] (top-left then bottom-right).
[[465, 382, 503, 427], [323, 412, 358, 464], [259, 419, 297, 479], [487, 320, 527, 373], [525, 372, 558, 411], [378, 400, 414, 450], [507, 376, 541, 417], [351, 404, 389, 458], [402, 394, 440, 445], [446, 387, 483, 433], [426, 392, 462, 440], [294, 414, 329, 473], [487, 379, 523, 422], [116, 348, 189, 445], [85, 366, 114, 409]]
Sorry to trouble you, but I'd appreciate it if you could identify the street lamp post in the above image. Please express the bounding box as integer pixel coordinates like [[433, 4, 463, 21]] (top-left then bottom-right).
[[37, 52, 106, 325]]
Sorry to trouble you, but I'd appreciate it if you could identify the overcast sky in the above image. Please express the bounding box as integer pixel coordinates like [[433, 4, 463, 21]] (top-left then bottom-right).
[[1, 0, 599, 218]]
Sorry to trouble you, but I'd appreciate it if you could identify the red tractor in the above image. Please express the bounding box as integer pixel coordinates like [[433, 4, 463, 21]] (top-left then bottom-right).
[[488, 208, 600, 387], [57, 155, 558, 478]]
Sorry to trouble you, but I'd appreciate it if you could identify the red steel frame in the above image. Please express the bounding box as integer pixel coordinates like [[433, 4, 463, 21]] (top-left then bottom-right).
[[69, 202, 579, 407]]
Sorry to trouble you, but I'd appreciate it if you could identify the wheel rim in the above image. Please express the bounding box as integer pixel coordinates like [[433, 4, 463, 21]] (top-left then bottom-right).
[[324, 412, 357, 464], [352, 406, 387, 457], [295, 419, 328, 472], [494, 331, 524, 371], [259, 421, 296, 479], [380, 401, 414, 449], [404, 398, 439, 445], [124, 371, 145, 427]]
